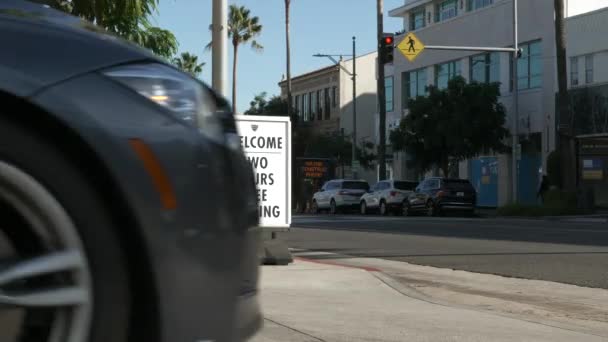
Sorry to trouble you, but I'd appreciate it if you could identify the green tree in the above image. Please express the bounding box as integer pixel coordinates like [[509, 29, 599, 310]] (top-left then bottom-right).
[[390, 76, 510, 177], [302, 132, 376, 171], [227, 5, 263, 112], [172, 52, 205, 77], [42, 0, 178, 59]]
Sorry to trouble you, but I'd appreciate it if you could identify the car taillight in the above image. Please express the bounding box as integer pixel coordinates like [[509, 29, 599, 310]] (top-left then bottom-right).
[[389, 191, 398, 197], [436, 190, 447, 197]]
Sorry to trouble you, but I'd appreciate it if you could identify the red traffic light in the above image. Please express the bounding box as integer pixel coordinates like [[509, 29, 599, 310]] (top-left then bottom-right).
[[384, 36, 394, 45]]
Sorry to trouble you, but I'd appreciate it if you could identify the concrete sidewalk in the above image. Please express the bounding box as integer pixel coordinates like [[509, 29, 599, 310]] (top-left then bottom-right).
[[250, 259, 607, 342]]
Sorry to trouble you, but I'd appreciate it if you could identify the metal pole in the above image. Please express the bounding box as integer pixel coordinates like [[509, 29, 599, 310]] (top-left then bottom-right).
[[377, 0, 387, 181], [352, 36, 358, 179], [511, 0, 519, 203], [212, 0, 228, 97]]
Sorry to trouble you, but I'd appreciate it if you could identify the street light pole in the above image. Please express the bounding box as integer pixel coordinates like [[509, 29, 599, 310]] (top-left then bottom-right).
[[352, 37, 358, 179], [512, 0, 519, 203], [377, 0, 387, 181], [212, 0, 228, 97]]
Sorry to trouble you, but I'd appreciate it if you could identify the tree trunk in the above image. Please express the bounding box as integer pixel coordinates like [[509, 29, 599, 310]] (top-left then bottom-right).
[[232, 43, 238, 114], [285, 0, 293, 119], [554, 0, 575, 191]]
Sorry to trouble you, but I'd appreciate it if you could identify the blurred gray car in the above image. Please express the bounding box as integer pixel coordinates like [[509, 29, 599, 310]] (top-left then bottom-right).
[[312, 179, 370, 214], [0, 1, 261, 342]]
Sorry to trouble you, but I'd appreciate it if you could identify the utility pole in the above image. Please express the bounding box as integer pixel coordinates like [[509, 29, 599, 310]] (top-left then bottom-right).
[[352, 36, 358, 179], [554, 0, 574, 191], [212, 0, 228, 97], [285, 0, 293, 119], [511, 0, 519, 203], [377, 0, 387, 181]]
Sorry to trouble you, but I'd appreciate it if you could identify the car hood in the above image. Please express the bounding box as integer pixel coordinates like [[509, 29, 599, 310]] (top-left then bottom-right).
[[0, 0, 160, 95]]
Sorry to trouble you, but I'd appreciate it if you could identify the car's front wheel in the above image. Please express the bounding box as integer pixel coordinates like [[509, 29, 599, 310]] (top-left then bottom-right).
[[330, 199, 338, 215], [0, 118, 131, 342], [360, 201, 367, 215], [379, 200, 388, 216]]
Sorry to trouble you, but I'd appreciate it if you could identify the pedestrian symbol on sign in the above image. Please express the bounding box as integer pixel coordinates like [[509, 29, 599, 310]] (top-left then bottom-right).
[[397, 32, 425, 62]]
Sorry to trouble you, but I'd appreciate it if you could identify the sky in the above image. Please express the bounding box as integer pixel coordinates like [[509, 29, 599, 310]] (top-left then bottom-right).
[[153, 0, 608, 113], [154, 0, 403, 113]]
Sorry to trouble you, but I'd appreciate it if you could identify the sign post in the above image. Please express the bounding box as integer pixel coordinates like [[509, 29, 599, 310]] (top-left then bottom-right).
[[236, 115, 293, 264]]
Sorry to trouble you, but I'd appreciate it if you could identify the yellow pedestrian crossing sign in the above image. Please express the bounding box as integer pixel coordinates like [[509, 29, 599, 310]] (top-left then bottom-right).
[[397, 32, 425, 62]]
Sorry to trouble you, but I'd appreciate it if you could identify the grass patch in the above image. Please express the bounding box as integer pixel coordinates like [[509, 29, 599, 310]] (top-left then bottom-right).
[[498, 190, 585, 217]]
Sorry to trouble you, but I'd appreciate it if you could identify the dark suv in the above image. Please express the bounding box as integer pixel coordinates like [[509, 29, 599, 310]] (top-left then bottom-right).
[[404, 178, 477, 216]]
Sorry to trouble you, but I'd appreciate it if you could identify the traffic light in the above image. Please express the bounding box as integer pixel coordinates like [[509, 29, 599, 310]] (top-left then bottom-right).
[[380, 33, 395, 64]]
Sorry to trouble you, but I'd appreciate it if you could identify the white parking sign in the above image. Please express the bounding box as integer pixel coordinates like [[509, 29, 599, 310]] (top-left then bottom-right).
[[236, 115, 291, 228]]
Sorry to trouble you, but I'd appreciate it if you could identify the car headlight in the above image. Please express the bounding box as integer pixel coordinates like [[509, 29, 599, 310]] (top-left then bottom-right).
[[103, 63, 226, 144]]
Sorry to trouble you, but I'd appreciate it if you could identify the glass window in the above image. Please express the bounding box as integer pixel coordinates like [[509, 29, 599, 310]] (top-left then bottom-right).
[[436, 0, 458, 22], [332, 86, 337, 107], [470, 52, 499, 84], [515, 40, 542, 90], [294, 95, 300, 118], [410, 8, 425, 30], [342, 181, 370, 190], [394, 181, 418, 191], [428, 179, 440, 190], [402, 68, 427, 109], [385, 76, 394, 112], [310, 91, 316, 121], [435, 60, 461, 89], [306, 93, 311, 121], [467, 0, 493, 11], [570, 56, 579, 86], [324, 88, 330, 119], [316, 90, 322, 120], [585, 54, 594, 84]]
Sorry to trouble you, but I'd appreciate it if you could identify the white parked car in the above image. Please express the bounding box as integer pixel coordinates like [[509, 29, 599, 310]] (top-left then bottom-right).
[[312, 179, 370, 214], [360, 180, 418, 215]]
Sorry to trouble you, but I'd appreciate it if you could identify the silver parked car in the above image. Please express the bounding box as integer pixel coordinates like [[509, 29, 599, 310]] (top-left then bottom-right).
[[312, 179, 370, 214], [360, 180, 418, 215]]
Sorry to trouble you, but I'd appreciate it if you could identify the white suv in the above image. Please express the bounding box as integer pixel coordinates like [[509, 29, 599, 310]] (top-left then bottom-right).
[[312, 179, 370, 214], [360, 180, 418, 215]]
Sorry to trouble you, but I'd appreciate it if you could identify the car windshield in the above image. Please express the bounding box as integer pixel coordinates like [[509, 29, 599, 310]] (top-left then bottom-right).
[[443, 180, 474, 191], [394, 181, 417, 191], [342, 181, 369, 190]]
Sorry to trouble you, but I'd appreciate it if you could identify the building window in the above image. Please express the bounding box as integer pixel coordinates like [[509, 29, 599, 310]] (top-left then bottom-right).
[[435, 60, 461, 89], [516, 40, 542, 90], [585, 54, 594, 84], [470, 52, 499, 84], [332, 86, 337, 108], [410, 8, 425, 30], [310, 91, 316, 121], [316, 90, 322, 120], [467, 0, 493, 11], [402, 68, 427, 109], [294, 95, 300, 118], [385, 76, 394, 112], [324, 88, 331, 119], [570, 56, 579, 86], [436, 0, 458, 22]]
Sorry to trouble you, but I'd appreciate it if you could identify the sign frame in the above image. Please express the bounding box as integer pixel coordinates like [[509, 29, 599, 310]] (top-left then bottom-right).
[[235, 115, 291, 231]]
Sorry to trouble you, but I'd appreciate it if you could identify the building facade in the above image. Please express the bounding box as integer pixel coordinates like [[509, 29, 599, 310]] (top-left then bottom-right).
[[386, 0, 559, 206], [280, 52, 380, 184], [565, 7, 608, 207]]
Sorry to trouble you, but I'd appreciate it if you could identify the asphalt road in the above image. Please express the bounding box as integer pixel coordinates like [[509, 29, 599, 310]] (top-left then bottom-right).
[[286, 215, 608, 289]]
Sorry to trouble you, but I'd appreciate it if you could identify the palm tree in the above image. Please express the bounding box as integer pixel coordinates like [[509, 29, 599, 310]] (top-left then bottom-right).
[[39, 0, 178, 58], [226, 5, 263, 112], [172, 52, 205, 77]]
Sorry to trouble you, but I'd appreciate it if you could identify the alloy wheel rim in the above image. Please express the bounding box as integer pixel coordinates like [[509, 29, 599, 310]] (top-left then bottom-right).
[[0, 161, 93, 342]]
